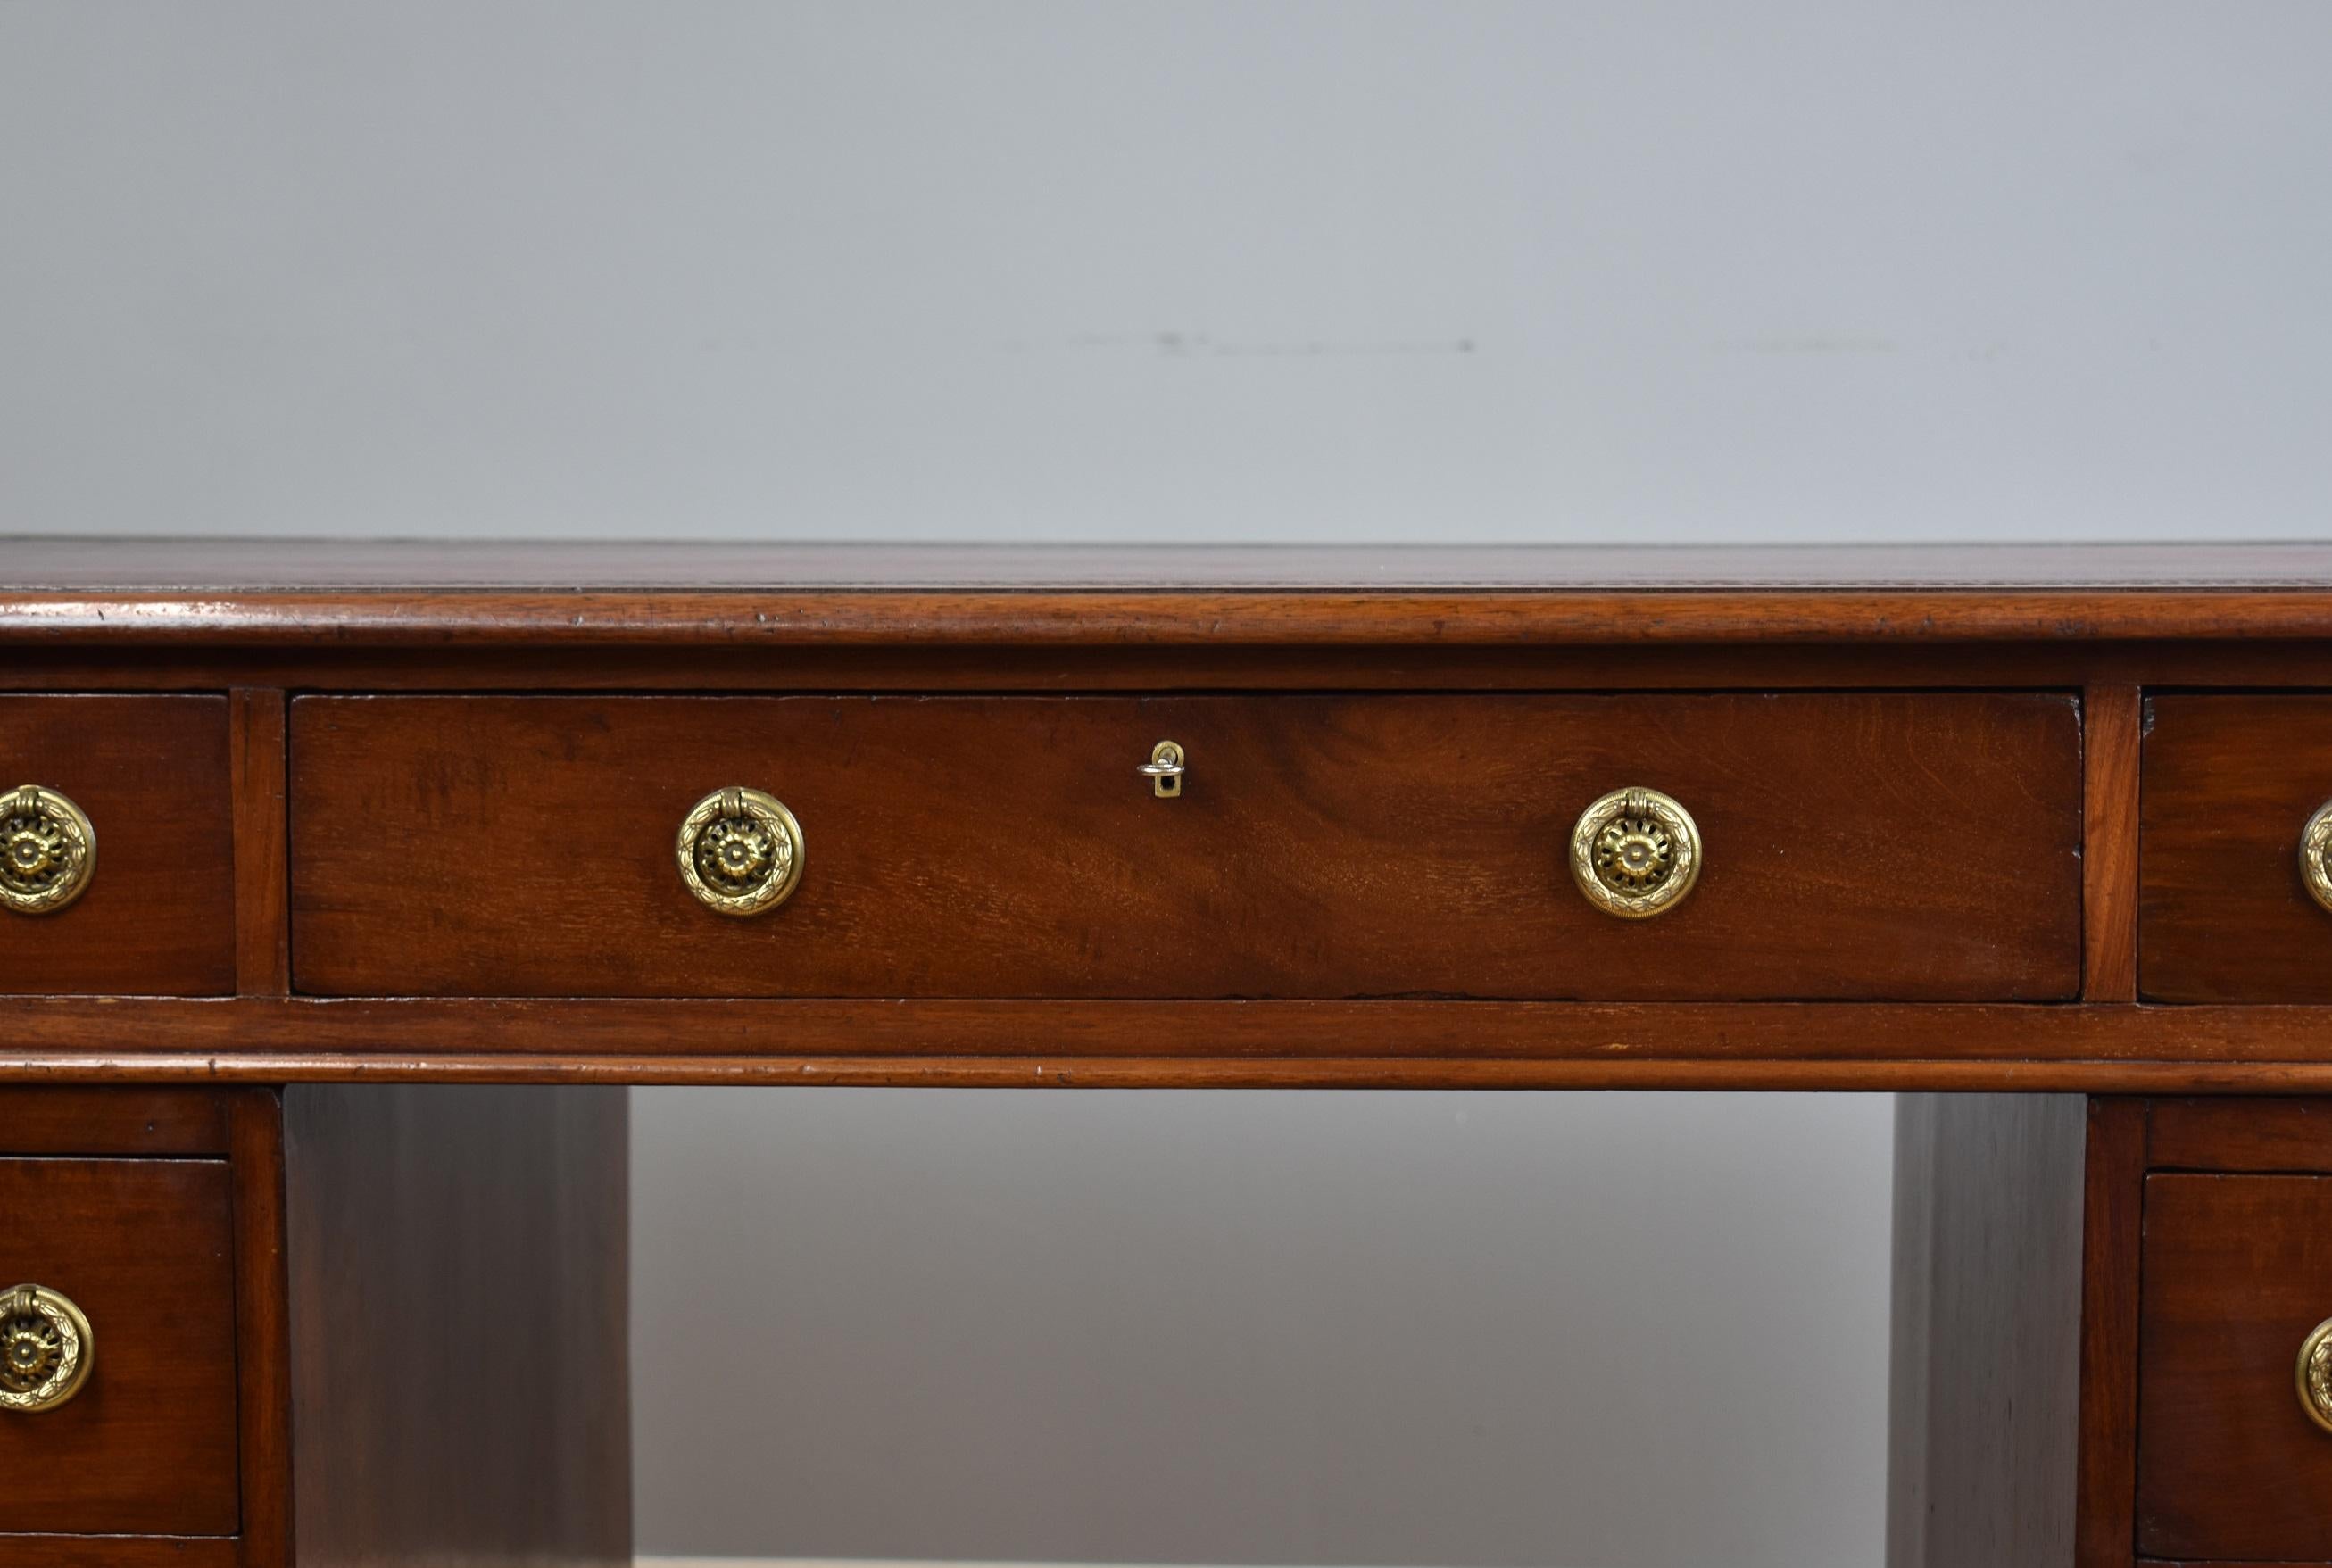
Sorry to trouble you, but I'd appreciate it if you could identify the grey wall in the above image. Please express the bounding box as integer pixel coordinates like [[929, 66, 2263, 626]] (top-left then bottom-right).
[[4, 3, 2328, 545], [632, 1090, 1892, 1567], [6, 4, 2328, 1565]]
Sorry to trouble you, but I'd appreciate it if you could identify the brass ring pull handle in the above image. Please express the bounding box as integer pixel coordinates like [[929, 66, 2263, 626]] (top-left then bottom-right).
[[1, 1284, 95, 1415], [2, 785, 95, 917], [1139, 741, 1186, 798], [2299, 1317, 2332, 1433], [2301, 801, 2332, 915], [676, 786, 805, 917], [1570, 786, 1703, 919]]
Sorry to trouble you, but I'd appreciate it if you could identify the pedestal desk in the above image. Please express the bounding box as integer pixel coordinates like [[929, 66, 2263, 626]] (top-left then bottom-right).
[[8, 539, 2332, 1568]]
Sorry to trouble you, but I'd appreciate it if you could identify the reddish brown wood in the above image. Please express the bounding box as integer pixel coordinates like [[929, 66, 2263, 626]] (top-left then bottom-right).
[[6, 1541, 240, 1568], [0, 1087, 229, 1153], [2083, 685, 2141, 1002], [22, 1046, 2332, 1092], [2141, 695, 2332, 1002], [0, 1156, 242, 1537], [232, 689, 290, 997], [21, 996, 2332, 1070], [283, 1084, 629, 1568], [2148, 1097, 2332, 1173], [290, 692, 2083, 1002], [24, 638, 2332, 701], [10, 537, 2332, 648], [2137, 1173, 2332, 1561], [0, 695, 237, 996], [2075, 1099, 2147, 1568], [231, 1091, 291, 1568], [21, 585, 2332, 647]]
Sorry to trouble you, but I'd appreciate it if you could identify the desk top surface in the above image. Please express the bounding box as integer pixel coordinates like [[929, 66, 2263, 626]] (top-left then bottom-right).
[[5, 538, 2331, 643]]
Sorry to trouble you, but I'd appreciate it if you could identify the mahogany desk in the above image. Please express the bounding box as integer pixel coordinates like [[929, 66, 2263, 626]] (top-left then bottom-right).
[[7, 539, 2332, 1568]]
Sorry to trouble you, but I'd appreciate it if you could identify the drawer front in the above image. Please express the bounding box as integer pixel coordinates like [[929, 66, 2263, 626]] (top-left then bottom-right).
[[290, 693, 2080, 1000], [0, 1157, 241, 1537], [2141, 693, 2332, 1001], [0, 696, 237, 996], [2138, 1174, 2332, 1563]]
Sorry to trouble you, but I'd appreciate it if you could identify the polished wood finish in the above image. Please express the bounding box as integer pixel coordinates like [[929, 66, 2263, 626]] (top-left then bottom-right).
[[0, 1087, 230, 1154], [1888, 1094, 2086, 1568], [2074, 1099, 2147, 1568], [9, 542, 2332, 1564], [282, 1084, 630, 1568], [2082, 685, 2142, 1002], [31, 998, 2332, 1091], [2141, 694, 2332, 1002], [290, 692, 2082, 1001], [0, 1155, 242, 1537], [0, 695, 237, 996], [233, 688, 291, 997], [232, 1092, 292, 1568], [2148, 1097, 2332, 1173], [2137, 1174, 2332, 1561], [14, 540, 2332, 647]]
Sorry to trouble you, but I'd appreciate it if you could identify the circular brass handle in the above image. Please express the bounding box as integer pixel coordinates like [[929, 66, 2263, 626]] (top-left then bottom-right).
[[676, 786, 805, 917], [2300, 1317, 2332, 1433], [1, 1284, 95, 1415], [2302, 801, 2332, 915], [1570, 786, 1703, 919], [1, 785, 95, 917]]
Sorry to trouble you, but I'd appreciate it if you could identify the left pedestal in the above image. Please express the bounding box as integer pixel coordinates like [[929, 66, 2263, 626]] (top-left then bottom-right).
[[0, 1084, 632, 1568]]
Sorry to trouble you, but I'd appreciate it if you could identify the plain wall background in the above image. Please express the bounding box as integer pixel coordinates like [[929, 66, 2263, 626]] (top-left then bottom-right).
[[6, 4, 2328, 1564]]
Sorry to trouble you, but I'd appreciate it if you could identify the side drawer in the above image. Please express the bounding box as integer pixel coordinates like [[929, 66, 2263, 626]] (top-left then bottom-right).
[[0, 1145, 242, 1537], [2138, 1171, 2332, 1563], [288, 692, 2083, 1000], [0, 695, 237, 995]]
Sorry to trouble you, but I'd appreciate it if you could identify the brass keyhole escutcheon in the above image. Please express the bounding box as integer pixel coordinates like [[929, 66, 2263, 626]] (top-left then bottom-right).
[[0, 1284, 95, 1415], [676, 787, 805, 917], [1139, 741, 1186, 799], [1570, 786, 1702, 919], [1, 785, 95, 917]]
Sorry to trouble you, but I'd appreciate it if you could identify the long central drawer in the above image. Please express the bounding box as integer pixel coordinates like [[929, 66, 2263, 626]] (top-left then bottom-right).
[[287, 693, 2082, 1000]]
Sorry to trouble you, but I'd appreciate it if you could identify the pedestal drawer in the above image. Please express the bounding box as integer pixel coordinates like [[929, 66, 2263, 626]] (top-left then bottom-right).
[[0, 1153, 242, 1538], [2138, 1172, 2332, 1564], [289, 692, 2083, 1000]]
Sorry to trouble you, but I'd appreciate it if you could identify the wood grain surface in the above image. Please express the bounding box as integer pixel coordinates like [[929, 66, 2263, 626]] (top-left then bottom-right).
[[290, 692, 2083, 1001], [2137, 1173, 2332, 1561], [0, 1087, 230, 1154], [2075, 1099, 2147, 1568], [2142, 694, 2332, 1001], [2082, 685, 2141, 1001], [0, 1157, 242, 1537], [0, 695, 236, 996], [7, 541, 2332, 648], [284, 1084, 629, 1568]]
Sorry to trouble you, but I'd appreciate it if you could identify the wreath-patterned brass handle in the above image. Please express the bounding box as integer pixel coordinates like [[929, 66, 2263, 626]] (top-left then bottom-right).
[[2298, 1317, 2332, 1434], [1570, 786, 1703, 919], [1, 1284, 95, 1415], [2, 785, 95, 917], [676, 786, 805, 917], [2301, 801, 2332, 915]]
